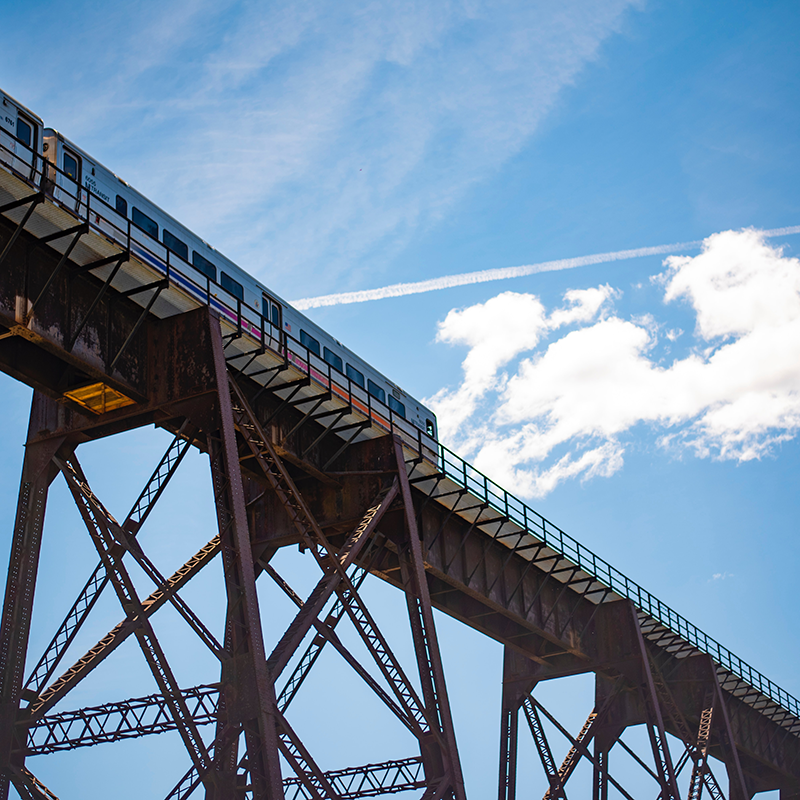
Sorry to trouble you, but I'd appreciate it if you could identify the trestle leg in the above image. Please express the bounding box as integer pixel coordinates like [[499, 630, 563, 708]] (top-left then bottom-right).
[[0, 396, 63, 800], [395, 439, 466, 800], [205, 316, 283, 798]]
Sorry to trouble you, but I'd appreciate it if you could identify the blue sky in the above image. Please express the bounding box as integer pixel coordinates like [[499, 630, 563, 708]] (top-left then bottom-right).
[[2, 0, 800, 796]]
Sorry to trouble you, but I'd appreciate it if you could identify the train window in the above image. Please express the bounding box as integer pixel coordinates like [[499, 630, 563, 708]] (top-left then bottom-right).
[[163, 229, 188, 261], [323, 347, 343, 372], [367, 379, 386, 404], [192, 251, 216, 281], [426, 419, 435, 437], [346, 364, 365, 388], [63, 150, 80, 182], [115, 195, 128, 217], [261, 295, 281, 330], [300, 330, 321, 357], [221, 272, 244, 301], [16, 117, 32, 148], [132, 207, 158, 239], [388, 396, 406, 418]]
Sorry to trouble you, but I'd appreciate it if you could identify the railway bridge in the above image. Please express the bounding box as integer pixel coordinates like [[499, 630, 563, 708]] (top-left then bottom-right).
[[0, 133, 798, 800]]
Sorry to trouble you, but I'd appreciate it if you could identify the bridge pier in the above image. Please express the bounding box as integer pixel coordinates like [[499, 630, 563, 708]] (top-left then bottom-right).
[[0, 307, 472, 798], [0, 406, 63, 800], [492, 606, 773, 800]]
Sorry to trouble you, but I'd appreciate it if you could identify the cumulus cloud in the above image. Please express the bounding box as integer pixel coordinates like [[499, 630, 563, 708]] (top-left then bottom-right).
[[429, 286, 615, 440], [426, 229, 800, 497]]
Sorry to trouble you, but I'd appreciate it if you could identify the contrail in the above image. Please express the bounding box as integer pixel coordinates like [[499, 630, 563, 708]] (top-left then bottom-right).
[[292, 225, 800, 310]]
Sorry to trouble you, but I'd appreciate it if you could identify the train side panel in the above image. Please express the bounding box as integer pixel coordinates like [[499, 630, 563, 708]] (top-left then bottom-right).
[[0, 90, 45, 183], [39, 127, 439, 442]]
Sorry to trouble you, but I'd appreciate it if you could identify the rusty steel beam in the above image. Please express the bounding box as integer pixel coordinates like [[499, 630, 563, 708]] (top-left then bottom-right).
[[23, 428, 194, 695], [0, 420, 63, 799], [630, 605, 681, 800], [543, 708, 598, 800], [521, 696, 567, 799], [528, 695, 637, 800], [282, 756, 425, 799], [265, 485, 399, 681], [265, 562, 421, 734], [205, 316, 283, 798], [274, 559, 374, 713], [26, 685, 219, 754], [54, 454, 213, 782], [28, 530, 221, 722], [498, 704, 518, 800], [8, 764, 60, 800], [394, 438, 466, 799]]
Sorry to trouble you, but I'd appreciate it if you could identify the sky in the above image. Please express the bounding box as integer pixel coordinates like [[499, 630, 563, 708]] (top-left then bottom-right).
[[2, 0, 800, 797]]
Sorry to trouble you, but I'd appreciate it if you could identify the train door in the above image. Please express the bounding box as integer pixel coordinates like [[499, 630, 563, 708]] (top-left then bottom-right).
[[0, 103, 13, 170], [262, 293, 283, 349], [60, 144, 85, 212], [11, 112, 40, 181]]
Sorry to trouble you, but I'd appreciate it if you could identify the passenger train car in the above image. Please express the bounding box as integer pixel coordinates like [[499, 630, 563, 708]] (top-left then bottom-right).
[[0, 88, 437, 441]]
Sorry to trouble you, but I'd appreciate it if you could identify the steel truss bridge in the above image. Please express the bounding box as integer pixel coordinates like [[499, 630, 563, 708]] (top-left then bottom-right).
[[0, 135, 798, 800]]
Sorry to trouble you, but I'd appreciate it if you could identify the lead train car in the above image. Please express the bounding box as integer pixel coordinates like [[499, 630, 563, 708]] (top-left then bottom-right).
[[0, 87, 438, 441], [0, 91, 45, 184]]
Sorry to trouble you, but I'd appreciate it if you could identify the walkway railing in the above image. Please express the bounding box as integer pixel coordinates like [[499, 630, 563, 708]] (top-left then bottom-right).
[[431, 442, 800, 720]]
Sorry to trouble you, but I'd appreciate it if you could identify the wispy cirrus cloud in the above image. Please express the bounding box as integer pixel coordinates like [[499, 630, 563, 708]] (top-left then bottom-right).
[[292, 225, 800, 308], [9, 0, 641, 293], [427, 228, 800, 497], [710, 572, 734, 582]]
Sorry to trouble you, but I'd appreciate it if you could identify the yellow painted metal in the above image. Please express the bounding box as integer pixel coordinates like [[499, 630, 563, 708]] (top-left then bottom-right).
[[63, 382, 135, 414]]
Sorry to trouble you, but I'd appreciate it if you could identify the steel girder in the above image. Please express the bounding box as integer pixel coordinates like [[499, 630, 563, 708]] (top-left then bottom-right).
[[0, 311, 472, 799], [0, 418, 63, 800], [491, 614, 769, 800]]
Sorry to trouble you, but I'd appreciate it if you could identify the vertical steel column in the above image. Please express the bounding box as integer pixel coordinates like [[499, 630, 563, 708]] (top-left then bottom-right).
[[592, 739, 609, 800], [630, 605, 680, 800], [591, 676, 620, 800], [707, 660, 750, 800], [0, 394, 63, 800], [394, 439, 466, 800], [206, 616, 239, 798], [207, 317, 283, 798], [497, 648, 520, 800]]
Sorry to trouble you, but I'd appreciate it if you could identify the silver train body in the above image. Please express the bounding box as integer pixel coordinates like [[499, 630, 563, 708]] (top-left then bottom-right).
[[0, 88, 438, 441]]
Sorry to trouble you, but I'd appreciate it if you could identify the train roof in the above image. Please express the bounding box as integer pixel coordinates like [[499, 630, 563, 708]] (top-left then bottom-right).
[[46, 128, 247, 274], [1, 90, 45, 126], [46, 128, 198, 236], [44, 129, 416, 402]]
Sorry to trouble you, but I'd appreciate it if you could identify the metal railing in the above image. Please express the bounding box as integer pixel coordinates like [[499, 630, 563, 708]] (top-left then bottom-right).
[[1, 131, 798, 725], [426, 442, 800, 721]]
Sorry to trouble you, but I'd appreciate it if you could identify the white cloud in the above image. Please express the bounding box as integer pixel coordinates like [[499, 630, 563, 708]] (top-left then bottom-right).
[[427, 285, 615, 440], [291, 226, 800, 309], [709, 572, 734, 582], [427, 229, 800, 497]]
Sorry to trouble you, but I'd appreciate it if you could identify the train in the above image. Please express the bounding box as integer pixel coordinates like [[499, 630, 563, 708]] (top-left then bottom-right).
[[0, 87, 437, 442]]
